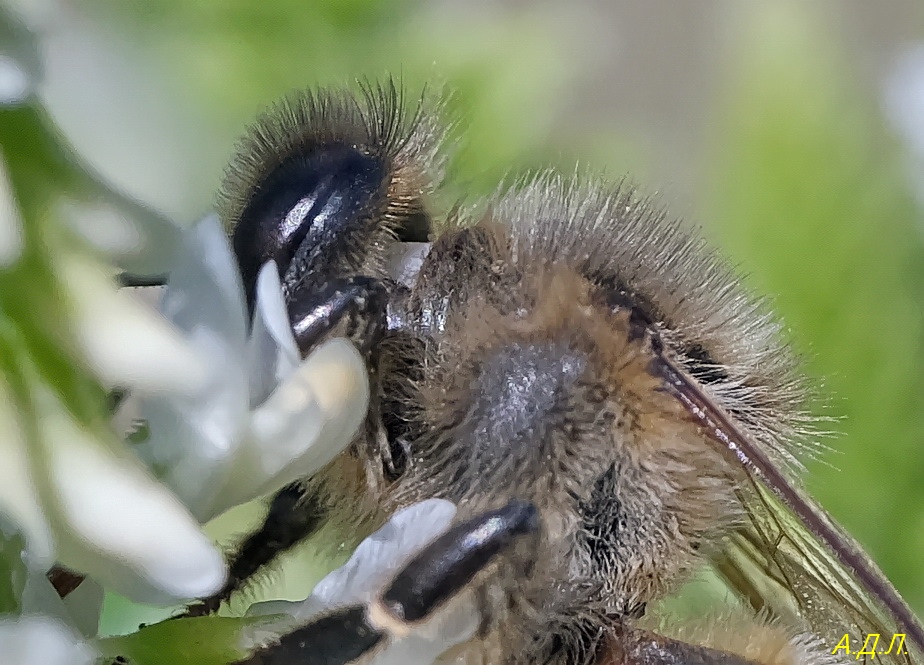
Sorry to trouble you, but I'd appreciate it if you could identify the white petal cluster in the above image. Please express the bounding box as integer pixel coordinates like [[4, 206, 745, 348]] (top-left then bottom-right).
[[0, 157, 225, 605], [133, 215, 370, 524], [0, 6, 370, 658], [0, 7, 367, 609], [0, 520, 102, 663], [0, 379, 227, 605], [249, 500, 480, 665], [0, 617, 96, 665], [0, 26, 228, 665], [0, 190, 369, 651]]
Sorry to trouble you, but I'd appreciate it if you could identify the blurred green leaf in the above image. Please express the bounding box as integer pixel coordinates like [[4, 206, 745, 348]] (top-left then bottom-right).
[[89, 0, 584, 198], [0, 103, 110, 429], [97, 614, 284, 665], [0, 528, 27, 615], [707, 2, 924, 613]]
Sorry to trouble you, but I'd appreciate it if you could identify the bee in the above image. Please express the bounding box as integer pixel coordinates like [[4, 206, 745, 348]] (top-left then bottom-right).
[[187, 79, 924, 665]]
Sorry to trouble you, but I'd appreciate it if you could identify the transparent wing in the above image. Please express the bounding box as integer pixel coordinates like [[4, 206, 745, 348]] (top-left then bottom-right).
[[718, 481, 916, 665], [650, 352, 924, 665]]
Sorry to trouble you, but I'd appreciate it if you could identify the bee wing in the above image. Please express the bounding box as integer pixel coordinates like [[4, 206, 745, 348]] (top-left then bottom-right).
[[719, 483, 916, 665], [650, 352, 924, 663]]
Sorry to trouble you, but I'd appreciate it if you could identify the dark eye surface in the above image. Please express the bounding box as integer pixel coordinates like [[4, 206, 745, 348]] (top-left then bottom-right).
[[232, 144, 385, 309]]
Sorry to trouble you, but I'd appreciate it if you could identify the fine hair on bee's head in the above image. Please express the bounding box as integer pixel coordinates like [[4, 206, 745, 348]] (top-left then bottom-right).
[[217, 78, 446, 310]]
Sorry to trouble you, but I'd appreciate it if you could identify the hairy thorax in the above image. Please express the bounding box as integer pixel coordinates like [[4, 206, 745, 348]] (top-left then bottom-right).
[[369, 265, 746, 662]]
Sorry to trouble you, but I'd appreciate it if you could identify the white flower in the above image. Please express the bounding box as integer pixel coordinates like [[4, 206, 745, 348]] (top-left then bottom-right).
[[133, 214, 370, 524], [0, 357, 226, 605], [0, 4, 41, 106], [61, 248, 209, 397], [247, 499, 480, 665], [0, 124, 225, 603], [0, 616, 96, 665], [0, 11, 225, 603], [0, 4, 369, 642], [0, 28, 366, 612], [0, 512, 102, 663]]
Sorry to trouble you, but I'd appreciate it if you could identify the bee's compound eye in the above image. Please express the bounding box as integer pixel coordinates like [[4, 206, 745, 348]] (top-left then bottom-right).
[[232, 145, 387, 310]]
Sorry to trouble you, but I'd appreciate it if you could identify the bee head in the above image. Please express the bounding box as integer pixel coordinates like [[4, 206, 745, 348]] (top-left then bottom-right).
[[218, 81, 444, 312]]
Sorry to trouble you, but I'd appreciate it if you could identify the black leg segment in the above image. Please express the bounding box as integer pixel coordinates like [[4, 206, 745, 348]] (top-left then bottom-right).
[[287, 276, 390, 357], [183, 483, 327, 617], [238, 606, 386, 665], [117, 272, 169, 287], [378, 500, 540, 625], [234, 501, 541, 665]]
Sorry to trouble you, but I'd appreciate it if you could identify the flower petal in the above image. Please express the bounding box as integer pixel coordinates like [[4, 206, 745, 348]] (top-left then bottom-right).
[[206, 338, 368, 520], [135, 214, 252, 518], [159, 214, 247, 356], [312, 498, 457, 608], [246, 261, 300, 407], [18, 565, 102, 639], [135, 217, 366, 522], [243, 339, 368, 496], [249, 499, 457, 620], [74, 189, 183, 278], [60, 250, 207, 396], [0, 54, 32, 106], [247, 500, 478, 665], [36, 386, 226, 604], [60, 578, 104, 638], [0, 7, 42, 107], [0, 379, 53, 568], [0, 616, 96, 665], [59, 198, 145, 259]]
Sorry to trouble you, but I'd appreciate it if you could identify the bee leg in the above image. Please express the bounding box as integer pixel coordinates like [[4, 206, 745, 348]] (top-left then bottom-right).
[[182, 483, 325, 617], [605, 627, 806, 665], [233, 501, 541, 665], [377, 500, 540, 624], [236, 605, 385, 665], [225, 502, 539, 653], [286, 275, 390, 357]]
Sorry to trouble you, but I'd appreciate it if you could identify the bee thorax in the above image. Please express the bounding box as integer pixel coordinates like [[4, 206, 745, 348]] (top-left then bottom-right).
[[456, 341, 587, 478]]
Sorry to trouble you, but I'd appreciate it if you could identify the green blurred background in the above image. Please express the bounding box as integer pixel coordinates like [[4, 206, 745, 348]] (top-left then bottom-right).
[[5, 0, 924, 627]]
